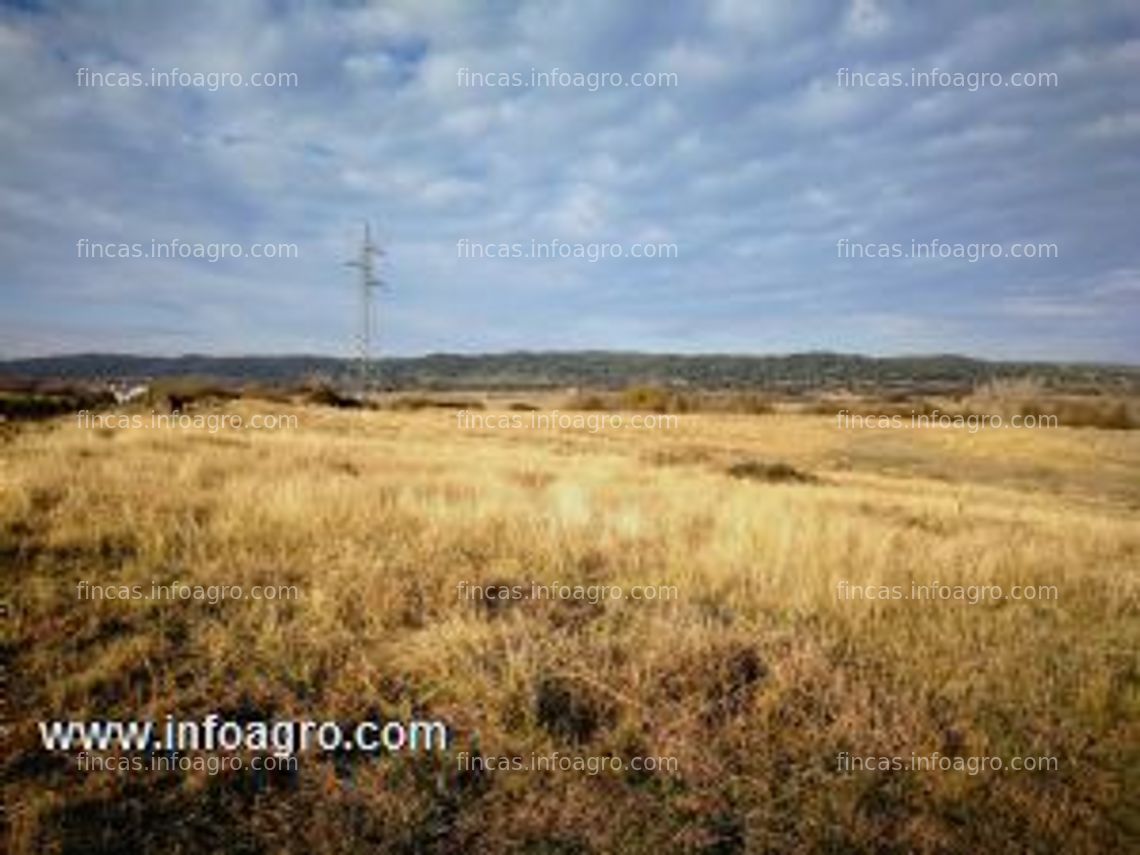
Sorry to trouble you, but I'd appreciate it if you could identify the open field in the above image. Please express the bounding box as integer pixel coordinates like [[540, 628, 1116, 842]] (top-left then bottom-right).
[[3, 399, 1138, 853]]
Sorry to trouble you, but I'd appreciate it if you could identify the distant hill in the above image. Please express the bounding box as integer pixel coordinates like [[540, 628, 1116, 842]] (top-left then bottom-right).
[[1, 352, 1137, 394]]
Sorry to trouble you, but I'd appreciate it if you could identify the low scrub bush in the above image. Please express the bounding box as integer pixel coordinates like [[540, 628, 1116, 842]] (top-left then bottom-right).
[[727, 460, 816, 483]]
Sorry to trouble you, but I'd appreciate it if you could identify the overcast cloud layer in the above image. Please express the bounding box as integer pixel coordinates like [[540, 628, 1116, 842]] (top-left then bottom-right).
[[1, 0, 1138, 362]]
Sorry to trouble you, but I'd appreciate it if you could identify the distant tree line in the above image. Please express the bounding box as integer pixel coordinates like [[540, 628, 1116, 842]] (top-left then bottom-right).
[[0, 351, 1136, 394]]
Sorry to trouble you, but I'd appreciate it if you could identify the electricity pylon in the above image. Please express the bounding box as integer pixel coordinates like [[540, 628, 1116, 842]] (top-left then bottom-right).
[[345, 222, 386, 393]]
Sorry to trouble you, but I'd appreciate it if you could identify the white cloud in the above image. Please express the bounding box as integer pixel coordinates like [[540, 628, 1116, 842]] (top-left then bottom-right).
[[656, 42, 732, 82], [1078, 110, 1140, 140]]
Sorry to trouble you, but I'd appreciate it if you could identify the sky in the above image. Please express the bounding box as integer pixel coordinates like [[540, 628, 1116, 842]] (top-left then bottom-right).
[[0, 0, 1138, 363]]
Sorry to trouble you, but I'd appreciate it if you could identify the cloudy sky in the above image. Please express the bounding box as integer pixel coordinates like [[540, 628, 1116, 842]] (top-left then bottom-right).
[[1, 0, 1138, 362]]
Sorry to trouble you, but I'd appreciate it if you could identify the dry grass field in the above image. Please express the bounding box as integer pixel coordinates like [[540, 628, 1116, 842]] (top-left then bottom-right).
[[3, 398, 1138, 853]]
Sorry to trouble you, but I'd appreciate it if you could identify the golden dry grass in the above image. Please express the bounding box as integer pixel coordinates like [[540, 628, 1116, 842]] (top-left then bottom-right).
[[3, 400, 1138, 853]]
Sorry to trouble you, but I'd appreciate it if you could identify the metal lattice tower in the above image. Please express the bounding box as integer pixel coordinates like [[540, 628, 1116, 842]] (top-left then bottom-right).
[[345, 222, 386, 392]]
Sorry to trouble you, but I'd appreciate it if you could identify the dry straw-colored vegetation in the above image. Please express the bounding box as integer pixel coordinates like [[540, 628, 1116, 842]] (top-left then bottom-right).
[[3, 397, 1138, 853]]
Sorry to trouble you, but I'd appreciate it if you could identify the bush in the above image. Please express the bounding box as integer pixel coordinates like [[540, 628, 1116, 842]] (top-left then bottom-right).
[[964, 391, 1138, 430], [387, 396, 485, 411], [147, 377, 238, 410], [727, 460, 816, 483], [302, 383, 363, 409], [621, 386, 672, 413], [0, 390, 113, 422]]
